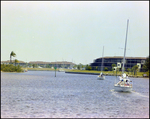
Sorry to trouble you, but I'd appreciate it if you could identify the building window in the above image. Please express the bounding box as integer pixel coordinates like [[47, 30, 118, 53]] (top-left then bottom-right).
[[141, 60, 145, 64]]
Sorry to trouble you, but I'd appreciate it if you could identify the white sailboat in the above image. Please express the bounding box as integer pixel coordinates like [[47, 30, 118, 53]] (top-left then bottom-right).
[[97, 46, 105, 80], [114, 19, 132, 92]]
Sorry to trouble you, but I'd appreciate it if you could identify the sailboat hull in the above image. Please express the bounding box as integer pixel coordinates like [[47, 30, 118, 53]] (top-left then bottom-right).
[[114, 85, 132, 92], [97, 76, 105, 80]]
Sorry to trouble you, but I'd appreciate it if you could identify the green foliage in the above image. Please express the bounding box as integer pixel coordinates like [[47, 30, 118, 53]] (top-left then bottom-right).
[[85, 64, 89, 70], [127, 68, 131, 74], [14, 59, 19, 66], [10, 51, 16, 64], [25, 63, 28, 68], [104, 67, 108, 71], [29, 64, 32, 67], [77, 65, 80, 70], [112, 64, 116, 68], [78, 63, 83, 69], [1, 64, 23, 72], [112, 64, 116, 73], [132, 65, 139, 75], [142, 56, 149, 72], [32, 64, 38, 68], [145, 70, 149, 77], [46, 64, 51, 68], [73, 65, 77, 68], [85, 65, 92, 70]]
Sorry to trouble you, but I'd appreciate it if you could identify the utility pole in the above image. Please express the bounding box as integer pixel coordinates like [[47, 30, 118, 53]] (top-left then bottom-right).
[[55, 60, 57, 77]]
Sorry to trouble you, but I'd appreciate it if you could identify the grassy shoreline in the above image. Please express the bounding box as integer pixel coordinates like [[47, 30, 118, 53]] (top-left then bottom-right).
[[24, 68, 149, 78]]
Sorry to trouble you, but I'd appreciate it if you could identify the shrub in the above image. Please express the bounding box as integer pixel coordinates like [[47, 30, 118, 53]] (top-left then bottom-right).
[[1, 64, 23, 72], [104, 67, 108, 71]]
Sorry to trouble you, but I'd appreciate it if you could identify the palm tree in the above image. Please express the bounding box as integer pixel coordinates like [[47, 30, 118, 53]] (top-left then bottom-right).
[[10, 51, 16, 64], [15, 59, 19, 66], [132, 65, 139, 75]]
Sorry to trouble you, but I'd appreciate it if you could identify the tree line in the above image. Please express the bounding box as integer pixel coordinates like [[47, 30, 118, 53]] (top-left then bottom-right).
[[1, 51, 23, 72], [2, 51, 149, 74]]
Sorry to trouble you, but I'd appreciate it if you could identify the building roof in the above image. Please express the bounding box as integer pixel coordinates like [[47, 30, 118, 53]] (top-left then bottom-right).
[[50, 61, 75, 65], [28, 61, 51, 64], [1, 60, 26, 63], [96, 56, 147, 60], [1, 60, 76, 65]]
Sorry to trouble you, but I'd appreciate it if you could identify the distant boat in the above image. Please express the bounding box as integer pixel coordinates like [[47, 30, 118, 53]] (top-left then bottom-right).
[[114, 19, 132, 92], [24, 68, 28, 72], [58, 68, 65, 72], [97, 46, 105, 80]]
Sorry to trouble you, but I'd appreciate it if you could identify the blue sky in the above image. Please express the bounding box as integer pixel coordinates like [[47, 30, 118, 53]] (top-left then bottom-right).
[[1, 1, 149, 64]]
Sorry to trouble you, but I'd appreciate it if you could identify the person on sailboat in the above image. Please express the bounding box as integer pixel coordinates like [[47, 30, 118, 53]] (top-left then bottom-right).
[[119, 76, 122, 81], [122, 73, 126, 78], [117, 76, 123, 85], [100, 72, 103, 77]]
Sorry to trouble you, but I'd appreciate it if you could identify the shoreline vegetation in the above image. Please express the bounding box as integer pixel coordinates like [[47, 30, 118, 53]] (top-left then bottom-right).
[[1, 65, 149, 78], [1, 64, 24, 72], [2, 51, 149, 78], [25, 68, 149, 78]]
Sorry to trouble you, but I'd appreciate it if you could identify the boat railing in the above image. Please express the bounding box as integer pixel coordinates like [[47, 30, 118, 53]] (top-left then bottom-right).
[[120, 81, 132, 87]]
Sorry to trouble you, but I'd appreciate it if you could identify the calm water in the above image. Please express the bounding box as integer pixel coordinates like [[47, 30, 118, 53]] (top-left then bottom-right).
[[1, 71, 149, 118]]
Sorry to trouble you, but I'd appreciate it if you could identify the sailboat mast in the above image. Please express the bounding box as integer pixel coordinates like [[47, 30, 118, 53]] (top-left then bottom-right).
[[101, 46, 104, 71], [122, 19, 129, 74]]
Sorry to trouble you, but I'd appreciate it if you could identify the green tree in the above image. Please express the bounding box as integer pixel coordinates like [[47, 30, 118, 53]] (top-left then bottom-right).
[[73, 65, 76, 68], [81, 64, 84, 68], [142, 56, 149, 72], [77, 65, 80, 70], [25, 62, 28, 68], [104, 67, 108, 71], [112, 64, 116, 74], [112, 64, 116, 70], [14, 59, 19, 66], [1, 64, 23, 72], [77, 63, 83, 70], [1, 64, 5, 71], [32, 64, 37, 68], [79, 63, 83, 69], [132, 65, 139, 75], [29, 64, 32, 67], [95, 66, 98, 71], [87, 66, 92, 70], [127, 68, 131, 74], [46, 64, 51, 68], [10, 51, 16, 64], [85, 64, 89, 70]]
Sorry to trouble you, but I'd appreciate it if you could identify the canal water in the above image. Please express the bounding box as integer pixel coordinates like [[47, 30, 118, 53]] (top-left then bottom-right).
[[1, 71, 149, 118]]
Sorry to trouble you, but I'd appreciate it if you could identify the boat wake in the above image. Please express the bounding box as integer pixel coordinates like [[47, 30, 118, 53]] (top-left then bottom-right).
[[110, 89, 149, 98], [132, 91, 149, 98], [110, 89, 132, 93]]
